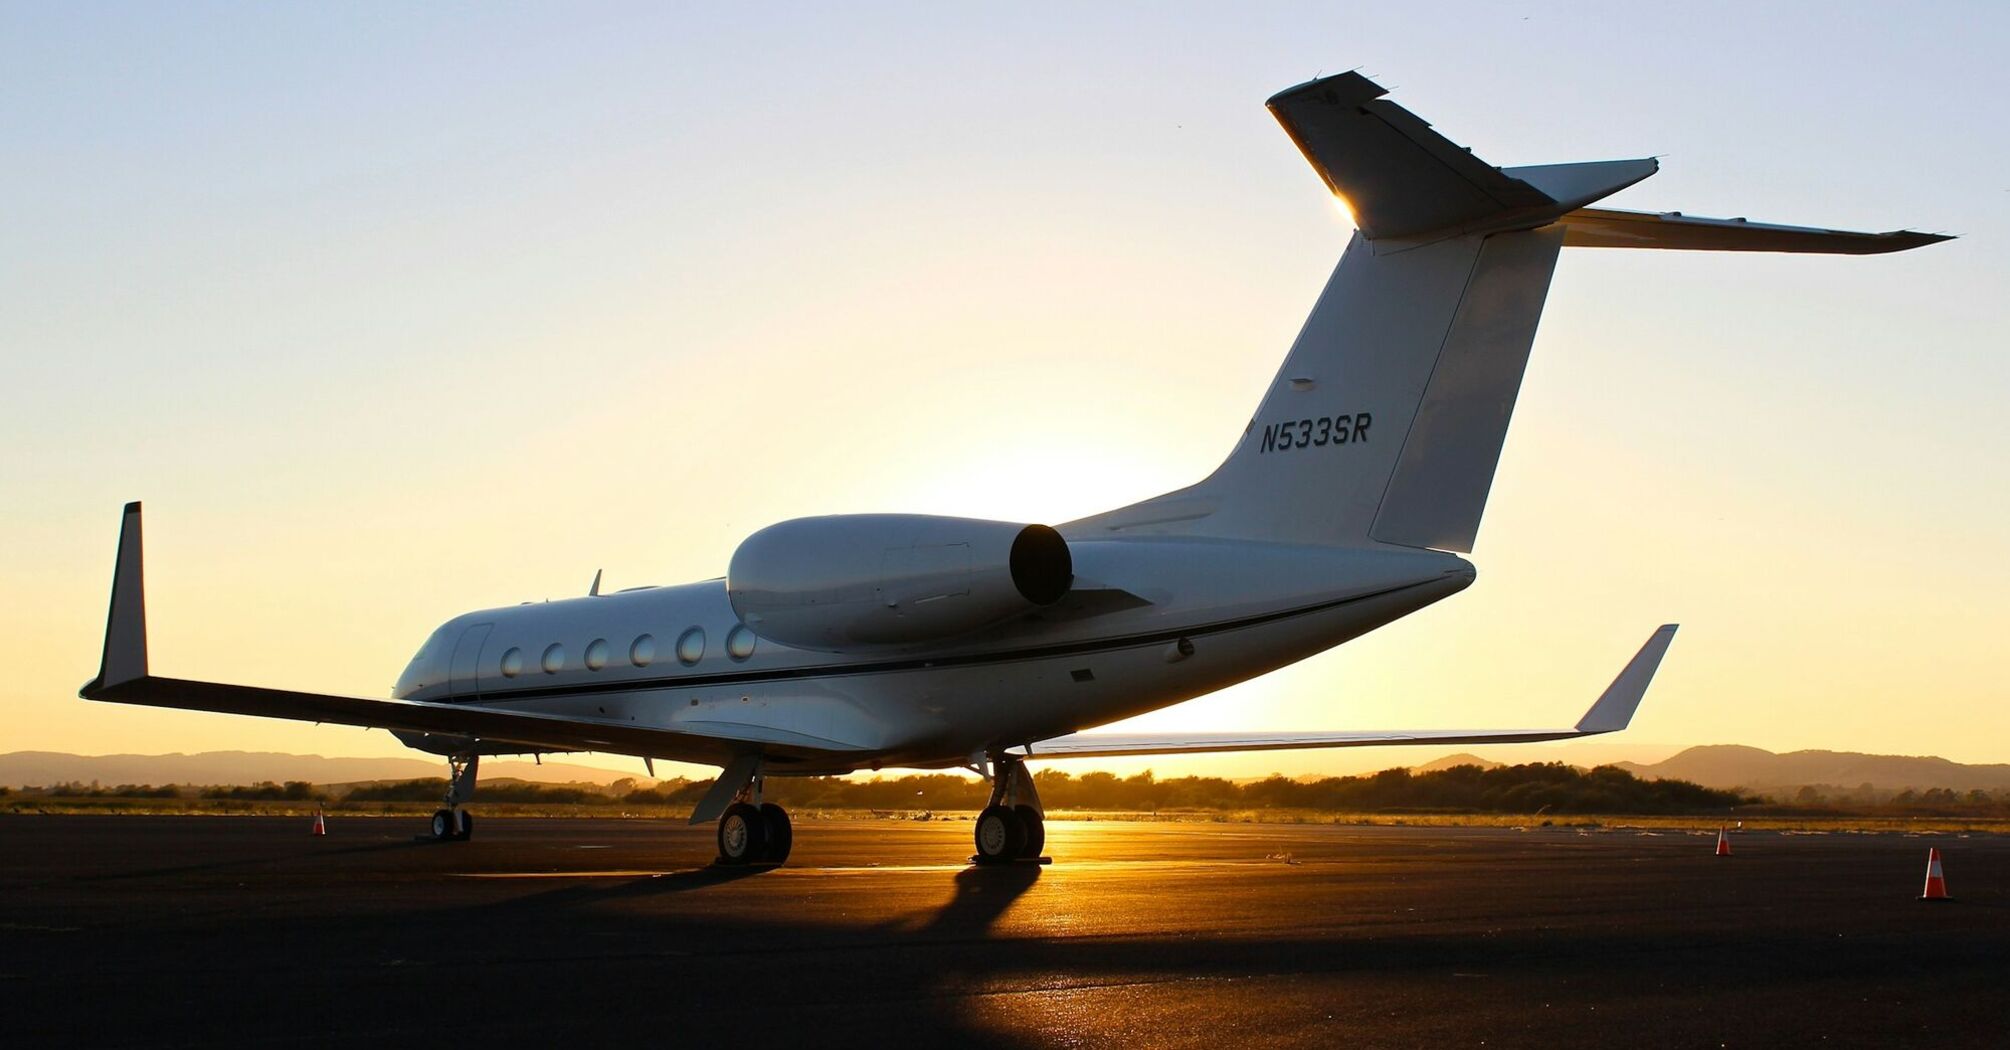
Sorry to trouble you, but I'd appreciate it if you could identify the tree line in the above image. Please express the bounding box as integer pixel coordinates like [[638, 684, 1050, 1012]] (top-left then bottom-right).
[[2, 762, 1753, 814], [28, 765, 2010, 815]]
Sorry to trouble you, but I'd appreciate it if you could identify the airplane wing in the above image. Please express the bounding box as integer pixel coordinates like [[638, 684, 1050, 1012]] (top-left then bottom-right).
[[1016, 624, 1676, 759], [1559, 208, 1950, 254], [77, 503, 864, 767]]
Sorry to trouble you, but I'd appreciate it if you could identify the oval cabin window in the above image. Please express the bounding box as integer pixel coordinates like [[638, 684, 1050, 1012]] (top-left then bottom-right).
[[542, 643, 565, 674], [676, 627, 706, 665], [584, 638, 609, 671], [726, 625, 757, 661], [630, 634, 656, 667], [500, 648, 523, 678]]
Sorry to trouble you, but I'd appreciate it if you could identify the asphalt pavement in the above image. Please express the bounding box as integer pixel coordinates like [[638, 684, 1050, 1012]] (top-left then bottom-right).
[[3, 814, 2005, 1048]]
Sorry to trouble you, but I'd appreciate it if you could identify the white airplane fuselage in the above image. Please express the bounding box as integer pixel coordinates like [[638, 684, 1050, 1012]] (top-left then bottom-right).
[[392, 540, 1472, 773]]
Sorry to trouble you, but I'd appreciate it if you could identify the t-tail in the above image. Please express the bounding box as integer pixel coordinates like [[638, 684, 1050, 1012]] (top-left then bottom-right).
[[1065, 71, 1947, 551]]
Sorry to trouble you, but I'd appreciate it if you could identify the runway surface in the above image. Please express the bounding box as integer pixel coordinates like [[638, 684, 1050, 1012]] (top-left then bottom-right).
[[3, 815, 2007, 1048]]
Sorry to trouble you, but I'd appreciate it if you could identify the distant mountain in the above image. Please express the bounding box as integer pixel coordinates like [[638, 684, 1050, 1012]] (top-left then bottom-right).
[[1616, 745, 2010, 794], [1411, 753, 1503, 773], [0, 751, 650, 789]]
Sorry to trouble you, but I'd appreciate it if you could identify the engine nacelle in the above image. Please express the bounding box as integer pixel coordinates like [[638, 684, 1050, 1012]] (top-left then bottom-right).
[[727, 514, 1073, 651]]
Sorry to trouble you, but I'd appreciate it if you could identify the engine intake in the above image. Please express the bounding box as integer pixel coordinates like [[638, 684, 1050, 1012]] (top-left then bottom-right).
[[727, 514, 1073, 651]]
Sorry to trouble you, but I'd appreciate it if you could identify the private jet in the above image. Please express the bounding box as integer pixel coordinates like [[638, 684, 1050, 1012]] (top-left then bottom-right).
[[82, 71, 1945, 865]]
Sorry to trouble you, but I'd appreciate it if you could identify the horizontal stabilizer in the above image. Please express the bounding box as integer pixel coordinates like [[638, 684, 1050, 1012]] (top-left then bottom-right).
[[1560, 208, 1950, 254], [1267, 71, 1656, 243], [1018, 625, 1676, 760]]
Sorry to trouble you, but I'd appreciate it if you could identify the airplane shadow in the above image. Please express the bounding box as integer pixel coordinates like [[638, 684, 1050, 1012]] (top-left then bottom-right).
[[474, 861, 774, 911], [909, 863, 1042, 939], [77, 837, 428, 884]]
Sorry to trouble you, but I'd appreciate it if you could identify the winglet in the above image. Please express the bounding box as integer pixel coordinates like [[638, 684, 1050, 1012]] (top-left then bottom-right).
[[1574, 624, 1677, 733], [84, 502, 149, 696]]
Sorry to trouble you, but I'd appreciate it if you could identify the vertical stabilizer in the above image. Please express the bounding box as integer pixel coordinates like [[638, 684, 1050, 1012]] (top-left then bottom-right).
[[1064, 72, 1628, 550], [1166, 226, 1561, 551], [1061, 70, 1946, 551]]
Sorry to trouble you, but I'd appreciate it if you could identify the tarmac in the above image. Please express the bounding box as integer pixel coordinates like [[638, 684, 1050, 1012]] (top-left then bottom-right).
[[3, 814, 2007, 1048]]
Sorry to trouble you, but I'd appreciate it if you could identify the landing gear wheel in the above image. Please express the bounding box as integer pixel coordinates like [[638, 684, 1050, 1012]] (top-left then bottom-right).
[[1014, 805, 1044, 859], [974, 804, 1026, 865], [717, 802, 768, 865], [759, 803, 793, 864], [456, 810, 474, 841], [430, 809, 455, 841]]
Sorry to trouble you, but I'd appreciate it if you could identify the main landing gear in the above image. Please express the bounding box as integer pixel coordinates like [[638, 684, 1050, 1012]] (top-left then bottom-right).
[[715, 776, 792, 866], [973, 755, 1046, 865], [429, 754, 478, 842]]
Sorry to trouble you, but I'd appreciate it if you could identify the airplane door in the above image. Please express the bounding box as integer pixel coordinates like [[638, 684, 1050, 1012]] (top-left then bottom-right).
[[448, 623, 494, 699]]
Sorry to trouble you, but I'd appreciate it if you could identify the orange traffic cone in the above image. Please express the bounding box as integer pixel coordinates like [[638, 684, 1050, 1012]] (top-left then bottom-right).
[[310, 809, 327, 837], [1715, 826, 1731, 857], [1919, 848, 1951, 901]]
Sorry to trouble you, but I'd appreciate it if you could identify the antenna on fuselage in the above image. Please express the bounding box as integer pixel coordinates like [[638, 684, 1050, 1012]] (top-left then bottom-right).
[[589, 569, 602, 597]]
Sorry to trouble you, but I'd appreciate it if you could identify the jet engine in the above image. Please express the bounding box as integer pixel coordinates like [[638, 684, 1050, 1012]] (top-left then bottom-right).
[[727, 514, 1073, 650]]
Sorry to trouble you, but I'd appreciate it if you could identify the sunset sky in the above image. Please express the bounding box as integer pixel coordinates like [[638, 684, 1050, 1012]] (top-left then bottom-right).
[[3, 3, 2004, 781]]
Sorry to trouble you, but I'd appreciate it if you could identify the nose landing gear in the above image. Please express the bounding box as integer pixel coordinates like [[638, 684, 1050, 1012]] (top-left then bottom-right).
[[974, 755, 1047, 866]]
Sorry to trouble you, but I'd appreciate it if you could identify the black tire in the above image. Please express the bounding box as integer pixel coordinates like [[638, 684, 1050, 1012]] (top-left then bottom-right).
[[429, 809, 455, 841], [456, 810, 475, 841], [717, 802, 767, 865], [1014, 805, 1044, 859], [974, 804, 1025, 864], [760, 803, 793, 864]]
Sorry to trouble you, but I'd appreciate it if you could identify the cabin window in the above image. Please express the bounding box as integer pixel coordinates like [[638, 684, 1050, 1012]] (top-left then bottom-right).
[[726, 624, 757, 661], [630, 634, 656, 667], [676, 627, 706, 665], [500, 648, 523, 678], [584, 638, 609, 671], [542, 643, 565, 674]]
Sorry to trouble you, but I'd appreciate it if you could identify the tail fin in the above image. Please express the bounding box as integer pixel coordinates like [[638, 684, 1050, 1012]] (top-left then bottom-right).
[[1065, 71, 1947, 551], [1195, 224, 1566, 552]]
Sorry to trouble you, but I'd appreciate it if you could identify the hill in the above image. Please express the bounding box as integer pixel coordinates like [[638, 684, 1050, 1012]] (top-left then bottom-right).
[[0, 750, 648, 789], [1617, 745, 2010, 794], [1411, 753, 1503, 773]]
